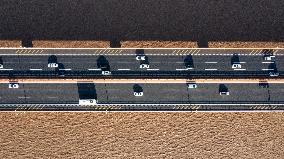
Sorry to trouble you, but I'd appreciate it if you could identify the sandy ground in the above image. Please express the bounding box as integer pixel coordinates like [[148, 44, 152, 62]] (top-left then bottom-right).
[[2, 40, 284, 48], [0, 112, 283, 159]]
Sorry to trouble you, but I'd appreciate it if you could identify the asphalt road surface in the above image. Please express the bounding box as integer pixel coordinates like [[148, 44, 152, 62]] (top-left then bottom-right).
[[1, 83, 284, 105], [0, 49, 283, 78]]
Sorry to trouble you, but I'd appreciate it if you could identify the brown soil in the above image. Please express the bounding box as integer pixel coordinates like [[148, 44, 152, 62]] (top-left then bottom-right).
[[33, 40, 109, 48], [121, 41, 197, 48], [1, 40, 284, 48], [0, 112, 283, 159], [208, 42, 284, 48], [0, 40, 21, 47]]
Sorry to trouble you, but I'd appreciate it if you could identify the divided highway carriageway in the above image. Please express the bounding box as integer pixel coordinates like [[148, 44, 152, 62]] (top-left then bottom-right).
[[0, 48, 283, 79], [1, 48, 284, 111]]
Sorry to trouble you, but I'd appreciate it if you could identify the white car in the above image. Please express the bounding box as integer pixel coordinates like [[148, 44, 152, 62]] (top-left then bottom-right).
[[48, 63, 58, 68], [9, 83, 19, 89], [136, 55, 146, 61], [269, 72, 279, 77], [220, 91, 229, 96], [264, 55, 275, 61], [140, 64, 150, 69], [134, 92, 143, 96], [102, 71, 111, 75], [0, 64, 3, 69], [232, 64, 241, 69], [187, 83, 197, 89]]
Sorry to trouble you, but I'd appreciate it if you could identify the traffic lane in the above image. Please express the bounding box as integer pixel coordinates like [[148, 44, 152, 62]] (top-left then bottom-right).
[[269, 84, 284, 101], [23, 83, 79, 103], [97, 83, 190, 103], [188, 83, 269, 102], [0, 55, 186, 72], [189, 55, 272, 72], [97, 83, 282, 104], [107, 55, 184, 71], [0, 83, 26, 104], [0, 83, 78, 104], [0, 54, 283, 73]]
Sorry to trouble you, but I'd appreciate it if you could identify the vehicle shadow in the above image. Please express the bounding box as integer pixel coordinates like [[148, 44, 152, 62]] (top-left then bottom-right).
[[1, 0, 283, 47]]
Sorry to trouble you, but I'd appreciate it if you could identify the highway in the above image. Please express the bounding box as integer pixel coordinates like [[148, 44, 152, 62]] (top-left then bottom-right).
[[0, 48, 284, 78], [1, 83, 284, 106], [0, 48, 284, 111]]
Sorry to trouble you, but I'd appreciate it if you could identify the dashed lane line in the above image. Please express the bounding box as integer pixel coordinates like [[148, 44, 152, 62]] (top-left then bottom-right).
[[29, 69, 42, 71], [262, 62, 274, 63], [88, 68, 101, 71], [234, 69, 247, 71], [205, 62, 218, 63], [117, 69, 131, 71], [147, 68, 160, 71], [0, 69, 13, 71], [204, 68, 218, 71]]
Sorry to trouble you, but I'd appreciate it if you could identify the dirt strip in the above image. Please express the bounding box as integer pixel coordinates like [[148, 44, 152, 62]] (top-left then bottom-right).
[[1, 40, 284, 48]]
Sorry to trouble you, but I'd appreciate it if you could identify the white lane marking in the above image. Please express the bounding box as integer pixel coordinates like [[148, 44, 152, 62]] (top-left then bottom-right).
[[205, 69, 218, 71], [262, 62, 275, 63], [88, 68, 101, 71], [234, 69, 246, 71], [147, 69, 160, 71], [205, 62, 218, 64], [176, 68, 189, 71], [18, 97, 31, 99], [30, 69, 42, 71], [176, 62, 184, 63], [118, 69, 131, 71], [239, 62, 246, 63], [262, 69, 274, 71], [59, 69, 71, 71], [47, 97, 58, 99], [0, 69, 13, 71]]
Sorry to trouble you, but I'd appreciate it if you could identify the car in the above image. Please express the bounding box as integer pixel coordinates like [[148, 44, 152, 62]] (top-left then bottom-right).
[[269, 72, 279, 77], [140, 64, 150, 69], [48, 63, 58, 68], [232, 64, 241, 69], [102, 71, 111, 75], [134, 92, 143, 96], [9, 83, 19, 88], [136, 55, 146, 61], [264, 55, 275, 61], [0, 64, 3, 69], [187, 83, 197, 89], [219, 91, 229, 95]]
